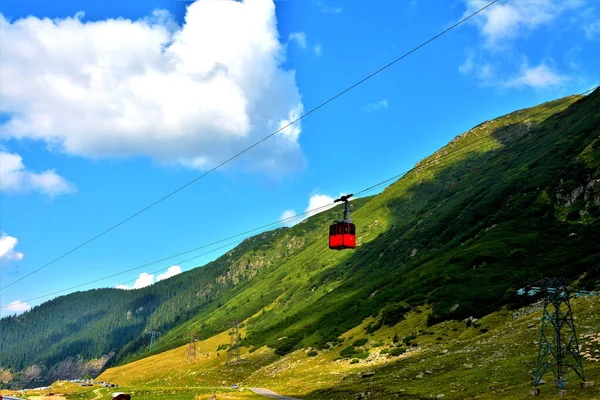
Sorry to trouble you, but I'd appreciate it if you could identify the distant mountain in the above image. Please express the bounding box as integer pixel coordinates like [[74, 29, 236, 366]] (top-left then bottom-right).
[[1, 89, 598, 389]]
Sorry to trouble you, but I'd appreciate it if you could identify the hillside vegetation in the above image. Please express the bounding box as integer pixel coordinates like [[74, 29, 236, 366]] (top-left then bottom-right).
[[96, 293, 600, 399], [1, 89, 599, 389]]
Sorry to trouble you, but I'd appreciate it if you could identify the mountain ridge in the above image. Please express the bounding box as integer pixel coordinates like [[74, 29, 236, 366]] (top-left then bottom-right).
[[1, 89, 599, 389]]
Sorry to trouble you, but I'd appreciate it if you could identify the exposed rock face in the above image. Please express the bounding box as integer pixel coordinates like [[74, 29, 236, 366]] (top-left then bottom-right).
[[556, 178, 600, 208], [0, 368, 14, 383], [19, 363, 47, 387], [47, 352, 115, 382], [8, 352, 115, 389]]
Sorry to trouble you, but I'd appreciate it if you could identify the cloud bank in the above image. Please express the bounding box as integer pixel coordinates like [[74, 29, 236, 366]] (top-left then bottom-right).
[[0, 0, 305, 174]]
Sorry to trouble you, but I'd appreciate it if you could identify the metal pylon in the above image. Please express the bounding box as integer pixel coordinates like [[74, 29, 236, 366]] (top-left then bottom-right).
[[147, 331, 160, 352], [518, 277, 588, 390], [227, 321, 240, 364], [187, 332, 197, 361]]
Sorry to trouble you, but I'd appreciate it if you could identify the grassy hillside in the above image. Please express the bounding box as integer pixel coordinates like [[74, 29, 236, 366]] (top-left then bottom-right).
[[92, 293, 599, 399], [157, 89, 600, 356], [1, 89, 599, 389]]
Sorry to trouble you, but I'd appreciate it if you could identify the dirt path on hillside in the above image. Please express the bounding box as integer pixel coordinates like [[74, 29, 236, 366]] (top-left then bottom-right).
[[248, 388, 301, 399], [91, 388, 103, 399]]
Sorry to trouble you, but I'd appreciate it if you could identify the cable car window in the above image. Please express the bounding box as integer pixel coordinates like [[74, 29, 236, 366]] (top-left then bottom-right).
[[350, 225, 355, 234]]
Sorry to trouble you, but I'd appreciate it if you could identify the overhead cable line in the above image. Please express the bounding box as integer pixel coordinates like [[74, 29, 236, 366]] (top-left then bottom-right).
[[2, 84, 594, 310], [0, 0, 500, 290]]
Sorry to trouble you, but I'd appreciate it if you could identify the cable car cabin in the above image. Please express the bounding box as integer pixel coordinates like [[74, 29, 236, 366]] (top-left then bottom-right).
[[329, 222, 356, 250]]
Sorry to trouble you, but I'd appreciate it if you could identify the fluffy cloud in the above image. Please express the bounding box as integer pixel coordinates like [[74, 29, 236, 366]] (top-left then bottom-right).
[[116, 272, 154, 290], [505, 62, 568, 88], [0, 151, 75, 196], [0, 0, 305, 175], [305, 194, 336, 217], [115, 265, 182, 290], [156, 265, 182, 282], [0, 232, 24, 263], [1, 300, 31, 317], [280, 193, 337, 227], [288, 32, 307, 49], [463, 0, 583, 47]]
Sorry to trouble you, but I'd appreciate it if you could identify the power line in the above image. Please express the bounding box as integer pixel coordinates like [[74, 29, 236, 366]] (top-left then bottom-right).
[[2, 85, 594, 311], [0, 0, 500, 290]]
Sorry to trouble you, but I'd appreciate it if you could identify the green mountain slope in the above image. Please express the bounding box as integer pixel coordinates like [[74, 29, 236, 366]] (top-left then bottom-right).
[[1, 89, 598, 389]]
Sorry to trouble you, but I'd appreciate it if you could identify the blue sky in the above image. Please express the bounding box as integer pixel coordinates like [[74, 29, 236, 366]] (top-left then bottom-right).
[[0, 0, 598, 316]]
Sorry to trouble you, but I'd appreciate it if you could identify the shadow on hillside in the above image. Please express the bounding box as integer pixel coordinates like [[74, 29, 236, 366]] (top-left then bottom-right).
[[248, 92, 600, 351]]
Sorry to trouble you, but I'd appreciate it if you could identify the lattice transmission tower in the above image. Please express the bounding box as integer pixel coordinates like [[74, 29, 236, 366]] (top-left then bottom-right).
[[147, 331, 160, 352], [186, 331, 197, 361], [517, 277, 596, 395], [227, 321, 241, 364]]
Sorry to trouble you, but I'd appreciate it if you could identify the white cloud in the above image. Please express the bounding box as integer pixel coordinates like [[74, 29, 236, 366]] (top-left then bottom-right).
[[279, 193, 337, 227], [288, 32, 307, 49], [116, 272, 154, 290], [460, 54, 567, 89], [313, 43, 322, 56], [0, 151, 75, 196], [115, 265, 182, 290], [305, 194, 336, 218], [364, 99, 389, 112], [463, 0, 583, 48], [504, 62, 568, 88], [1, 300, 31, 317], [156, 265, 182, 282], [0, 232, 24, 263], [0, 0, 305, 175], [279, 210, 297, 226]]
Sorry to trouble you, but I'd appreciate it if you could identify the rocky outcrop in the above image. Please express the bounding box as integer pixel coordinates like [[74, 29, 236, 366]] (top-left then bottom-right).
[[556, 178, 600, 209], [47, 352, 115, 382], [19, 363, 47, 387], [8, 352, 115, 389]]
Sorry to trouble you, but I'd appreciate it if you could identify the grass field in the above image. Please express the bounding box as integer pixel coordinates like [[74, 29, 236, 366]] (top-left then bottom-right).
[[1, 382, 263, 400], [93, 294, 600, 399], [4, 295, 598, 399]]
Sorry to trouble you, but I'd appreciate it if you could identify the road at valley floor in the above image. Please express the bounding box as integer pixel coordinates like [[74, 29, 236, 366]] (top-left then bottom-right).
[[249, 388, 302, 400]]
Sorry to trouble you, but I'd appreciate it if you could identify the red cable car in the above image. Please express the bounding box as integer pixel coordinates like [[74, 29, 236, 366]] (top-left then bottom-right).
[[329, 194, 356, 250]]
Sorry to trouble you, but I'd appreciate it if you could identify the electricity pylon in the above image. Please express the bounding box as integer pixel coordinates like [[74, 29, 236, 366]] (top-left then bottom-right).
[[147, 331, 160, 352], [517, 277, 596, 394], [186, 331, 197, 361], [227, 321, 241, 364]]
